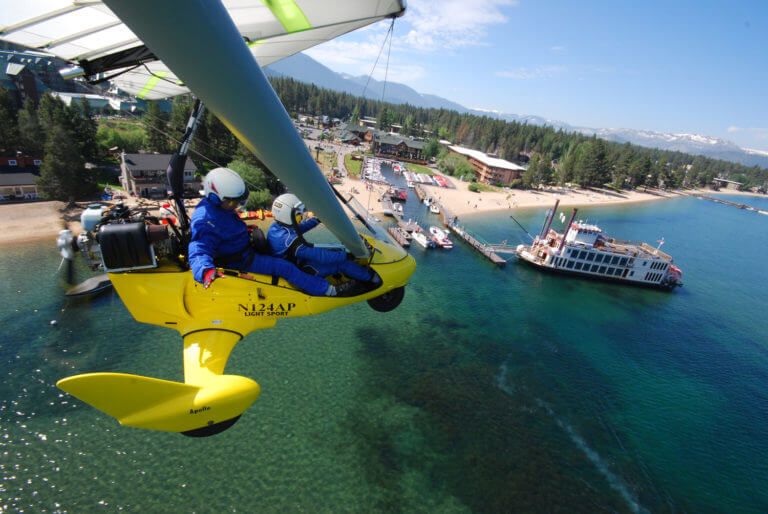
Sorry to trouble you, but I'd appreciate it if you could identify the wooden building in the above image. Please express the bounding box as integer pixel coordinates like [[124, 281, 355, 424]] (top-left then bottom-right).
[[372, 135, 427, 164]]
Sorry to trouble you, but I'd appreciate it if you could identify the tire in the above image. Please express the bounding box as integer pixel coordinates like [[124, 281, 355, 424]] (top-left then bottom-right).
[[367, 286, 405, 312]]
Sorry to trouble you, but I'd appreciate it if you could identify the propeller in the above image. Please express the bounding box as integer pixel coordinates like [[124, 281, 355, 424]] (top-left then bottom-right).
[[56, 229, 77, 285]]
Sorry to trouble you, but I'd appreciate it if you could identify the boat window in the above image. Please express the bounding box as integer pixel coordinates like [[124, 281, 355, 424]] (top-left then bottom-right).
[[594, 254, 603, 263], [586, 252, 595, 261], [566, 260, 574, 269], [630, 271, 634, 277], [619, 257, 628, 266], [591, 264, 599, 272], [599, 266, 607, 274], [610, 256, 618, 265], [574, 262, 583, 270], [614, 268, 622, 276]]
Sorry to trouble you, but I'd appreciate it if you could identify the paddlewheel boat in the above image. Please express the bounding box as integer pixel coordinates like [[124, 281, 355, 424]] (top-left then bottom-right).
[[514, 203, 683, 290]]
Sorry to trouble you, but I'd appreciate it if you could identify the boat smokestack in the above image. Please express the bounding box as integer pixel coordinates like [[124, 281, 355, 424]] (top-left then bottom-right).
[[540, 199, 560, 238], [556, 208, 578, 254]]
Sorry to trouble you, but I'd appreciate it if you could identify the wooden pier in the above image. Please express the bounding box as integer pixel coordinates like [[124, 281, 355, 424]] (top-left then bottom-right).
[[683, 191, 768, 215], [387, 226, 410, 247], [447, 223, 507, 267], [411, 182, 506, 267]]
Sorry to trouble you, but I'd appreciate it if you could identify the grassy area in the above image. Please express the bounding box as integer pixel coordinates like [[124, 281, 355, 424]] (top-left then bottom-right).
[[345, 154, 363, 176], [473, 183, 499, 193], [98, 119, 144, 133], [405, 163, 434, 175]]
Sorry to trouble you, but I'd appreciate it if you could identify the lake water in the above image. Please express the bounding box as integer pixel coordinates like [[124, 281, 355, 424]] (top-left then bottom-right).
[[1, 192, 767, 512]]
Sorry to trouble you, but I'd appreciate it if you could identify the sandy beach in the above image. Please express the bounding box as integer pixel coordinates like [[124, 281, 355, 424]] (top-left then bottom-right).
[[1, 183, 762, 247], [335, 173, 681, 217]]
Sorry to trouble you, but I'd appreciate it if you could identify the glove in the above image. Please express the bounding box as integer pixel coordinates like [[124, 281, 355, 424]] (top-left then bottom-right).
[[203, 268, 225, 289]]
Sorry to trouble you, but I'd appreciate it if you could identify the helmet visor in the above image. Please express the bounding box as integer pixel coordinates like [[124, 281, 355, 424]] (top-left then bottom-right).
[[224, 189, 249, 207]]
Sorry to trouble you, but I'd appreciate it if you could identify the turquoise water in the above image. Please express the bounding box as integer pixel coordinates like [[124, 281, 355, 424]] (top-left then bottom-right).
[[2, 193, 767, 512]]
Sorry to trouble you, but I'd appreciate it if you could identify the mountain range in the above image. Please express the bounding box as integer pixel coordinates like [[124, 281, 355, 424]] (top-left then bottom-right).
[[265, 53, 768, 168]]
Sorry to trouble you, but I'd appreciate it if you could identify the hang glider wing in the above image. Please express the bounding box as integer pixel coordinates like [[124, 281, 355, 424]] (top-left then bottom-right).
[[1, 1, 405, 100], [1, 1, 405, 256]]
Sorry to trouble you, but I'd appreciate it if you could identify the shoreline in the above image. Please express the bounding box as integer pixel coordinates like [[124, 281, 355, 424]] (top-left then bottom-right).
[[336, 174, 683, 218], [1, 185, 763, 247]]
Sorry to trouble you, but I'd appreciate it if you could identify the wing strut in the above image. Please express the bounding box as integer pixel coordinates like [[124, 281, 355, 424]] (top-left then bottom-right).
[[166, 99, 205, 234], [101, 0, 370, 258]]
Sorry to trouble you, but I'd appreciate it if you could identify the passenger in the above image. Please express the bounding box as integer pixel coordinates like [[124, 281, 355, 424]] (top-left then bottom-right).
[[267, 193, 381, 289], [188, 167, 336, 296]]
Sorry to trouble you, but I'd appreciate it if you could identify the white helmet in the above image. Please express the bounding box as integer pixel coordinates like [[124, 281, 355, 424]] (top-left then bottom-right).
[[272, 193, 306, 226], [203, 167, 248, 206]]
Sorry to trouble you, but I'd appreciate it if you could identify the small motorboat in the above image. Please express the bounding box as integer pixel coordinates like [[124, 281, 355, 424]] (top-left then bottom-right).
[[429, 203, 440, 214], [411, 230, 436, 249], [429, 226, 453, 249]]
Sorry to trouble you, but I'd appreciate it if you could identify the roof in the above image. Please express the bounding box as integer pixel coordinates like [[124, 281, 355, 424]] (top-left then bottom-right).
[[122, 153, 197, 172], [0, 173, 38, 186], [448, 145, 524, 171], [713, 178, 743, 185], [375, 135, 427, 149]]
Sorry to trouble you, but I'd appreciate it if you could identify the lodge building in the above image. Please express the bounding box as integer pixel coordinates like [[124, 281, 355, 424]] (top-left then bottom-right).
[[448, 145, 525, 185], [372, 134, 427, 164]]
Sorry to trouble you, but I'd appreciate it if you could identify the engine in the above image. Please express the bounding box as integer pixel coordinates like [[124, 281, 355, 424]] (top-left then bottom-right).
[[58, 203, 180, 273]]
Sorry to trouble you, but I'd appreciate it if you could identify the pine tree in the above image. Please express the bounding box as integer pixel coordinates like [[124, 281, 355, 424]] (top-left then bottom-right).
[[37, 126, 96, 202], [0, 86, 20, 155], [17, 99, 43, 156], [350, 105, 360, 126], [143, 101, 170, 153]]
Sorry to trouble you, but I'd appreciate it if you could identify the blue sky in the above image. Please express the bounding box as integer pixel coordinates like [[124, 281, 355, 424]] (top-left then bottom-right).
[[305, 0, 768, 152]]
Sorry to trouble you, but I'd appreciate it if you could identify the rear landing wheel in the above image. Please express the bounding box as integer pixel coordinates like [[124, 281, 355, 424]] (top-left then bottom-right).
[[367, 286, 405, 312]]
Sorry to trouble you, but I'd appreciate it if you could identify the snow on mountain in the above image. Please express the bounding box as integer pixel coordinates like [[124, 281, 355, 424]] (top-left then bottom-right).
[[265, 53, 768, 168]]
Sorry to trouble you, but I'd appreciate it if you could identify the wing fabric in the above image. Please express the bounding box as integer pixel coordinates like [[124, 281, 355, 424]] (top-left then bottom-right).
[[0, 1, 406, 99]]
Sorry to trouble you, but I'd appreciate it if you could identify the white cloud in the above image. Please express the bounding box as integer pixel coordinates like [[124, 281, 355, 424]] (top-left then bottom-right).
[[551, 45, 566, 53], [401, 0, 518, 52], [495, 66, 567, 80], [727, 126, 741, 133]]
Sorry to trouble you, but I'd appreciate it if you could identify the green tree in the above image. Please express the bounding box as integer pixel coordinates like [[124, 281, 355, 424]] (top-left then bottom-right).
[[437, 152, 473, 179], [423, 137, 440, 160], [227, 159, 281, 195], [246, 189, 273, 210], [0, 86, 20, 155], [71, 97, 99, 162], [350, 105, 360, 127], [37, 126, 97, 202], [522, 157, 537, 189], [628, 154, 651, 188], [143, 101, 170, 153], [17, 99, 44, 156]]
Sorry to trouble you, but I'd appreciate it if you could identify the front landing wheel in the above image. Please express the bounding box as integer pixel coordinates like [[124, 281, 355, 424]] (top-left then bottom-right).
[[367, 286, 405, 312]]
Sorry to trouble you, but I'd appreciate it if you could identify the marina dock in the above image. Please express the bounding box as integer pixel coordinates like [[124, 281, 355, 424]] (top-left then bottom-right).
[[412, 183, 506, 266]]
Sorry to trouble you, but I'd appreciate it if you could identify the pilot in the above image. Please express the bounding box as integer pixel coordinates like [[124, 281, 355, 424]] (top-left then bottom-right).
[[267, 193, 381, 289], [188, 167, 337, 296]]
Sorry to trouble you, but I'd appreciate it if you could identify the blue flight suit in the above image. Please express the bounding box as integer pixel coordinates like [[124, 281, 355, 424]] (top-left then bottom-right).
[[267, 217, 374, 281], [188, 197, 330, 296]]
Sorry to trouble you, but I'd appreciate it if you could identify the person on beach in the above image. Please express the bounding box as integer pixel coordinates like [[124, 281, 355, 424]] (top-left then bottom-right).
[[267, 193, 381, 288], [188, 167, 337, 296]]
